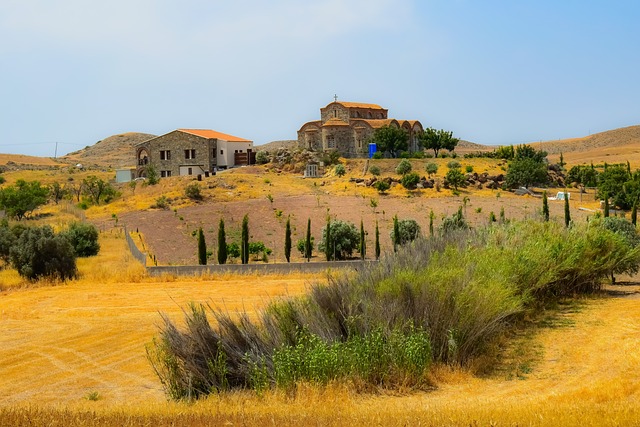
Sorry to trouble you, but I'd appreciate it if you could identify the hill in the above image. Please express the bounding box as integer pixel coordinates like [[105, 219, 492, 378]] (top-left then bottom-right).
[[63, 132, 156, 169]]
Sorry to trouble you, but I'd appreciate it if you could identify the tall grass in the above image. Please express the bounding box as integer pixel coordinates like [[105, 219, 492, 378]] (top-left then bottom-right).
[[148, 219, 640, 400]]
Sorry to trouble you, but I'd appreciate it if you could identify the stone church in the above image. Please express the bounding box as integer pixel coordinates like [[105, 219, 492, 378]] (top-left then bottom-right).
[[297, 100, 423, 157]]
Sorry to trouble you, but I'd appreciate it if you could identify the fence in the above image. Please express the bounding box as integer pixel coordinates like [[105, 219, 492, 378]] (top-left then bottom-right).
[[124, 226, 147, 267]]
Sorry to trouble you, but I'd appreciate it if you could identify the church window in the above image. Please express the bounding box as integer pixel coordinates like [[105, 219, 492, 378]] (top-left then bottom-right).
[[327, 135, 336, 149]]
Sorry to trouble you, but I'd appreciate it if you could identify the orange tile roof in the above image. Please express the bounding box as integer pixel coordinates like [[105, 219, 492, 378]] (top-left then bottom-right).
[[179, 129, 252, 142], [322, 118, 350, 127], [364, 119, 395, 129], [335, 101, 384, 110]]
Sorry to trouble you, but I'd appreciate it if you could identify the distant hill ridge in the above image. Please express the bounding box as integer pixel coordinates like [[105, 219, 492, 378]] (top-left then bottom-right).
[[63, 132, 156, 168]]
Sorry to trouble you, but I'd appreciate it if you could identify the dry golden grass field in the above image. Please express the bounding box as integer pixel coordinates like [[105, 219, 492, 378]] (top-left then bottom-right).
[[1, 128, 640, 426]]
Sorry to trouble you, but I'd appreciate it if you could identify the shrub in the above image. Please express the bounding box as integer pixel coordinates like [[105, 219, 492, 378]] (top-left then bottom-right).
[[0, 180, 49, 220], [64, 222, 100, 257], [248, 241, 272, 261], [256, 150, 270, 165], [401, 172, 421, 190], [440, 207, 469, 233], [445, 168, 466, 190], [425, 162, 438, 176], [396, 159, 412, 175], [184, 183, 202, 200], [447, 160, 460, 169], [465, 165, 473, 173], [372, 151, 383, 159], [374, 180, 390, 193], [152, 196, 170, 210], [390, 218, 421, 245], [10, 226, 77, 280], [227, 242, 240, 260], [146, 164, 160, 185], [297, 237, 315, 255], [334, 164, 346, 177], [318, 219, 359, 260], [369, 165, 381, 176]]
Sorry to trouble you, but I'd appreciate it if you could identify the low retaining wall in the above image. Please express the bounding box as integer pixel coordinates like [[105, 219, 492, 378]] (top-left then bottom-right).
[[124, 226, 147, 267], [146, 260, 377, 277]]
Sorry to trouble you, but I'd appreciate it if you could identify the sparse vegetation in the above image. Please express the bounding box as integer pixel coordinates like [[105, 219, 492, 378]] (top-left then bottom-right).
[[0, 179, 49, 220], [184, 183, 203, 201], [63, 222, 100, 257]]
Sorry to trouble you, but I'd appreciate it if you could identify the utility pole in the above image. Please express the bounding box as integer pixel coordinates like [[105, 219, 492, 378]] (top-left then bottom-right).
[[54, 142, 58, 158]]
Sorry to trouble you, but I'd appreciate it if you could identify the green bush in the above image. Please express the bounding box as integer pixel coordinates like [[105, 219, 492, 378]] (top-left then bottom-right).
[[374, 180, 390, 193], [401, 172, 421, 190], [256, 150, 270, 165], [465, 165, 473, 173], [296, 237, 314, 255], [372, 151, 383, 160], [184, 183, 202, 200], [396, 159, 412, 175], [64, 222, 100, 257], [10, 226, 77, 280], [318, 219, 359, 260], [390, 218, 421, 245], [334, 164, 346, 177], [447, 160, 460, 169], [425, 162, 438, 176], [369, 165, 381, 176]]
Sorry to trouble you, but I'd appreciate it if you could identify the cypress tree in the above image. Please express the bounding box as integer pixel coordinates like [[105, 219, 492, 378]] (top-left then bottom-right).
[[603, 194, 610, 218], [241, 214, 249, 264], [429, 209, 435, 236], [284, 216, 291, 263], [564, 191, 571, 227], [633, 200, 638, 226], [197, 227, 207, 265], [217, 218, 227, 265], [627, 160, 632, 176], [542, 191, 549, 222], [325, 216, 332, 261], [305, 218, 312, 261], [359, 219, 366, 260], [375, 220, 380, 260], [392, 215, 399, 252], [500, 206, 505, 223]]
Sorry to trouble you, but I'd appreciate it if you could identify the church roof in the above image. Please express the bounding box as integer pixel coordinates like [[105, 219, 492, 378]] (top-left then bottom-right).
[[334, 101, 384, 110], [364, 119, 396, 129], [322, 118, 350, 127], [178, 129, 252, 142]]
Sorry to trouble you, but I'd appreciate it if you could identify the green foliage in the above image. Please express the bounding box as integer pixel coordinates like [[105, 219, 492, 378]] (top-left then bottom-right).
[[153, 195, 170, 210], [445, 168, 466, 190], [146, 164, 160, 185], [0, 224, 17, 265], [374, 180, 390, 193], [184, 183, 203, 201], [369, 165, 381, 176], [566, 165, 598, 187], [440, 206, 469, 233], [465, 165, 473, 173], [0, 180, 49, 220], [256, 150, 270, 165], [10, 225, 77, 281], [318, 219, 359, 260], [321, 150, 342, 166], [564, 192, 571, 227], [495, 145, 515, 160], [49, 181, 68, 205], [447, 160, 461, 169], [542, 191, 549, 222], [391, 218, 422, 245], [284, 217, 292, 263], [82, 176, 117, 205], [425, 162, 438, 177], [395, 159, 412, 175], [604, 196, 610, 217], [401, 172, 421, 190], [418, 127, 459, 158], [514, 144, 547, 163], [359, 220, 366, 260], [226, 242, 240, 259], [597, 165, 638, 209], [368, 125, 409, 158], [248, 241, 272, 261], [297, 236, 315, 256], [429, 210, 435, 236], [372, 151, 383, 160], [305, 218, 312, 260], [392, 215, 400, 252], [197, 228, 207, 265], [218, 218, 227, 265], [241, 214, 249, 264], [375, 220, 380, 260], [64, 222, 100, 257], [505, 158, 548, 188], [334, 164, 346, 177]]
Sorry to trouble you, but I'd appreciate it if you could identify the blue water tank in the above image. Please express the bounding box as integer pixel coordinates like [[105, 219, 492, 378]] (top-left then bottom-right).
[[368, 143, 377, 158]]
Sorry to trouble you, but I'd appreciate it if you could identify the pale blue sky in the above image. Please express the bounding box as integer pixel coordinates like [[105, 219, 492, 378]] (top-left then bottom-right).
[[1, 0, 639, 156]]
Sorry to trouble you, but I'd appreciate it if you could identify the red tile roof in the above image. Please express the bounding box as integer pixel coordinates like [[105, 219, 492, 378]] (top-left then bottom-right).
[[336, 101, 384, 110], [322, 118, 350, 127], [179, 129, 252, 142]]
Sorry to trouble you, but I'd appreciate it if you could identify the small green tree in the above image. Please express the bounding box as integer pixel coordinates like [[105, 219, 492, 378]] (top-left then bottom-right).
[[429, 210, 435, 236], [248, 242, 272, 261], [305, 218, 312, 261], [82, 176, 116, 205], [396, 159, 412, 175], [185, 183, 203, 201], [146, 164, 160, 185], [297, 236, 315, 257], [564, 192, 571, 227], [559, 152, 566, 170], [227, 242, 240, 260], [632, 200, 638, 226], [390, 218, 421, 246], [318, 219, 359, 261], [542, 191, 549, 222], [401, 172, 420, 190], [392, 215, 400, 252], [197, 227, 207, 265], [418, 127, 459, 158], [256, 150, 270, 165], [604, 196, 610, 218], [64, 222, 100, 257], [359, 219, 366, 260], [284, 216, 292, 263], [218, 218, 227, 265], [505, 158, 548, 189], [369, 165, 381, 176], [368, 125, 408, 158], [10, 226, 77, 281], [241, 214, 249, 264], [374, 180, 390, 193], [49, 182, 68, 205], [334, 164, 346, 177], [375, 220, 380, 260], [440, 206, 469, 233], [425, 162, 438, 177], [0, 180, 49, 220], [445, 168, 466, 191]]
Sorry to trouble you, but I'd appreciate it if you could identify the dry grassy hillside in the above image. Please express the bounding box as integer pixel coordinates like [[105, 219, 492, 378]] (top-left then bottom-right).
[[63, 132, 156, 169]]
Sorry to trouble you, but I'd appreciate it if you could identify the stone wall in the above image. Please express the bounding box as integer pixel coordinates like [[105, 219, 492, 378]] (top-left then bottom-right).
[[136, 131, 216, 177]]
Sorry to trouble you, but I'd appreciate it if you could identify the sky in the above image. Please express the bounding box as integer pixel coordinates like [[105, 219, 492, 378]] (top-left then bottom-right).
[[1, 0, 639, 157]]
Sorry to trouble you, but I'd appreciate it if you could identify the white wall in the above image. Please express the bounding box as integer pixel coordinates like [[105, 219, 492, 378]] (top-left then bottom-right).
[[217, 140, 254, 167], [179, 165, 206, 176]]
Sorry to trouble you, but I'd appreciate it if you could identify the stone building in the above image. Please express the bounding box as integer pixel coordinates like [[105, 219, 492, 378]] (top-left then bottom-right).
[[297, 101, 423, 157], [135, 129, 254, 178]]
